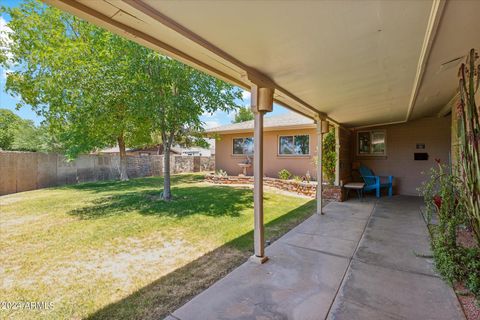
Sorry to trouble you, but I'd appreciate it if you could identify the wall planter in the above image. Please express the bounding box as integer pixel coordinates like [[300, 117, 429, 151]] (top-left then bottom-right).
[[205, 174, 344, 201]]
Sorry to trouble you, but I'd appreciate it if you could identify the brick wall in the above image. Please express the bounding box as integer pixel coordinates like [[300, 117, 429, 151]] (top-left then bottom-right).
[[204, 174, 344, 201]]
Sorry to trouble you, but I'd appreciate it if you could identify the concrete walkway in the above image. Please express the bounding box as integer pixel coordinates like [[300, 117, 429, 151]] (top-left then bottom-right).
[[167, 196, 465, 320]]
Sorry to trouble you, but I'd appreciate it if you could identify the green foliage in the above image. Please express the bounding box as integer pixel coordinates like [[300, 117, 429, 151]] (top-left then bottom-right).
[[431, 239, 480, 296], [0, 108, 55, 151], [419, 163, 464, 240], [278, 169, 292, 180], [419, 162, 479, 299], [1, 0, 240, 186], [0, 109, 19, 149], [232, 106, 254, 123], [11, 119, 43, 151], [215, 169, 228, 177], [456, 48, 480, 244], [322, 128, 336, 185], [0, 0, 154, 179], [133, 47, 241, 199], [293, 175, 301, 182]]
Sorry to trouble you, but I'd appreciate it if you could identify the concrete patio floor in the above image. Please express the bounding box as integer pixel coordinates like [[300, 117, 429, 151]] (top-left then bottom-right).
[[166, 196, 465, 320]]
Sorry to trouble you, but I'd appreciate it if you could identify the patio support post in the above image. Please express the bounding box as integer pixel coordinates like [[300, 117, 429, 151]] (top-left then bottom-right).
[[250, 84, 273, 264]]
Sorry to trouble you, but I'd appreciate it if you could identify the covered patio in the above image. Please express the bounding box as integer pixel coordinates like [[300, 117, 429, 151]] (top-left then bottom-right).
[[42, 0, 478, 318], [44, 0, 479, 263], [167, 196, 463, 320]]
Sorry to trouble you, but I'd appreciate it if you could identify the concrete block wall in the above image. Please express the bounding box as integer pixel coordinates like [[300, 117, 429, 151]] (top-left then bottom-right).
[[0, 152, 214, 196]]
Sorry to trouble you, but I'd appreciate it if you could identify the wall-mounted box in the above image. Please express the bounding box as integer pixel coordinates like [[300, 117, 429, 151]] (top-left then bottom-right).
[[414, 153, 428, 161]]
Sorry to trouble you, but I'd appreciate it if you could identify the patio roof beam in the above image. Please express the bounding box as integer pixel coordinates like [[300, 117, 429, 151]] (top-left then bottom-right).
[[123, 0, 332, 120], [45, 0, 340, 125]]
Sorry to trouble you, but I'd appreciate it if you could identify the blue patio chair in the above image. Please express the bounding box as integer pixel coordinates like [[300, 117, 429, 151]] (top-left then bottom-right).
[[358, 165, 393, 198]]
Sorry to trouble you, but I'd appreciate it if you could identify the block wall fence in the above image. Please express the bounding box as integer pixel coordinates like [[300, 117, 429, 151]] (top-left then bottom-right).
[[0, 152, 215, 196]]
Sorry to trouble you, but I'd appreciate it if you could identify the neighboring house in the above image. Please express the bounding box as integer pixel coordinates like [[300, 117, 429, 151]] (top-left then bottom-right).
[[95, 145, 212, 157], [94, 145, 180, 156], [171, 146, 213, 157], [207, 113, 318, 178]]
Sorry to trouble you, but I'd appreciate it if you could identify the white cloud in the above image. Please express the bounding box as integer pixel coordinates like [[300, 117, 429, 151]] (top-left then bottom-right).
[[0, 16, 13, 63], [242, 90, 251, 100], [203, 120, 220, 129], [227, 111, 237, 121]]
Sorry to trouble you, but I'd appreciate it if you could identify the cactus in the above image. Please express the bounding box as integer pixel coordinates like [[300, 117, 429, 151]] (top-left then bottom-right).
[[457, 48, 480, 244]]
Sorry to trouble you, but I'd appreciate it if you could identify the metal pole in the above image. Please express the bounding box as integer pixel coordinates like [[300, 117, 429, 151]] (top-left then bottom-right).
[[253, 110, 267, 261], [316, 119, 324, 215]]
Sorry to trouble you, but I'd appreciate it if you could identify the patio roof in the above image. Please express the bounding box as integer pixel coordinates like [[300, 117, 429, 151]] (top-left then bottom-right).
[[44, 0, 480, 128], [206, 113, 315, 134]]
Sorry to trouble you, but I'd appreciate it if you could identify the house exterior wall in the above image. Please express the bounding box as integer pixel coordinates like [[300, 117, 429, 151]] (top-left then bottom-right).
[[215, 128, 318, 179], [352, 116, 451, 196]]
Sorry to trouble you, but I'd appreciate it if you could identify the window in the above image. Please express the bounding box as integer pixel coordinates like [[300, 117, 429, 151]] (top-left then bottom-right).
[[278, 135, 310, 155], [357, 130, 386, 156], [233, 137, 254, 155]]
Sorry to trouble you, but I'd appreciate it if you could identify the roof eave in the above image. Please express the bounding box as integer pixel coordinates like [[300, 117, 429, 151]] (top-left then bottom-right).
[[206, 123, 316, 135]]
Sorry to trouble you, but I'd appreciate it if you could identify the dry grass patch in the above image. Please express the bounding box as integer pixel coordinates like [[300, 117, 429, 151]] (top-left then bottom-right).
[[0, 174, 315, 319]]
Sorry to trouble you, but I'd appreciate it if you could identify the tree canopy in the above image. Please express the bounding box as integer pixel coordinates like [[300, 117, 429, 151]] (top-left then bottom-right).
[[0, 1, 154, 179], [1, 0, 241, 193], [232, 106, 254, 123], [0, 108, 52, 151], [0, 108, 19, 150], [135, 50, 241, 199]]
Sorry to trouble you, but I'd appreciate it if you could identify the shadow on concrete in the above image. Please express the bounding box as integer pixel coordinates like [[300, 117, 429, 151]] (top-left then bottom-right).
[[83, 201, 315, 320]]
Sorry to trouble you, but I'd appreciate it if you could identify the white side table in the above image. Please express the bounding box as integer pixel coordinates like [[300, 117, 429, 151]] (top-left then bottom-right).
[[344, 182, 365, 200]]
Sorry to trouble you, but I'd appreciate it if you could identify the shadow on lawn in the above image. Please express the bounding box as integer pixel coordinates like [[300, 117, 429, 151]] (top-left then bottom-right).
[[84, 200, 315, 320], [68, 185, 254, 219], [63, 174, 205, 194]]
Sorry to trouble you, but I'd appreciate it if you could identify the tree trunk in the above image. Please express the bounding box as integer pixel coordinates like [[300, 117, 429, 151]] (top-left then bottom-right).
[[162, 142, 172, 200], [117, 135, 129, 181]]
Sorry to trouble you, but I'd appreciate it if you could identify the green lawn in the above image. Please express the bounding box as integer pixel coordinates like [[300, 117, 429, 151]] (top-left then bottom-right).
[[0, 174, 315, 320]]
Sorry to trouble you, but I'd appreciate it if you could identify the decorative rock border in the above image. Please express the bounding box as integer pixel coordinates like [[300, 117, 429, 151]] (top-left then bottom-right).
[[204, 174, 344, 201]]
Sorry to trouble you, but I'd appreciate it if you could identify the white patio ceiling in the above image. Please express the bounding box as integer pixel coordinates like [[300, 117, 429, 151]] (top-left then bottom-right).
[[45, 0, 480, 128]]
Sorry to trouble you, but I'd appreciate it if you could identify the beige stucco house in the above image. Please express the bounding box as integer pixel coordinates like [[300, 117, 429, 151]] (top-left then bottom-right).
[[207, 113, 318, 178], [208, 112, 452, 196]]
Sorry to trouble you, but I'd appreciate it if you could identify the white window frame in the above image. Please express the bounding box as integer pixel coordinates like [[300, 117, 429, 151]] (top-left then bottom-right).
[[232, 137, 254, 155], [278, 134, 310, 156], [356, 130, 387, 156]]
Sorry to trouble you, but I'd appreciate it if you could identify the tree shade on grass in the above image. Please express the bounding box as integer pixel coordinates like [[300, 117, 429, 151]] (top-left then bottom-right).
[[0, 174, 315, 320]]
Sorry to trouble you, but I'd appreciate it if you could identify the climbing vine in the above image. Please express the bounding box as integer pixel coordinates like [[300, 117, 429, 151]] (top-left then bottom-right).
[[323, 128, 336, 185]]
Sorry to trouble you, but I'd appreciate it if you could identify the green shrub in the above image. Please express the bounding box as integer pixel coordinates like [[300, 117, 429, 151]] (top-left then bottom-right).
[[322, 128, 336, 185], [215, 169, 228, 177], [419, 161, 479, 300], [293, 175, 301, 182], [278, 169, 291, 180], [464, 247, 480, 296]]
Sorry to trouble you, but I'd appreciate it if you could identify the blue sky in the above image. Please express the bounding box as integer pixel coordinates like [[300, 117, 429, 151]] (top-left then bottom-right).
[[0, 0, 289, 128]]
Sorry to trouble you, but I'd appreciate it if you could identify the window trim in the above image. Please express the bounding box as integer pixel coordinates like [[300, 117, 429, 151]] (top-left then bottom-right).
[[356, 130, 387, 156], [277, 134, 311, 156], [232, 136, 254, 155]]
